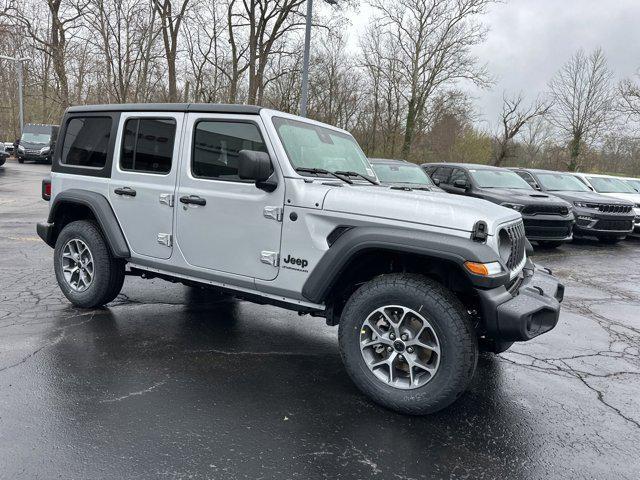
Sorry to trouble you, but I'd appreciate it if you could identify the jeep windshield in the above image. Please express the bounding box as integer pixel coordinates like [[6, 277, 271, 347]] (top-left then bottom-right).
[[272, 116, 375, 181], [469, 169, 533, 189], [372, 162, 435, 186], [586, 176, 637, 194], [536, 172, 591, 192]]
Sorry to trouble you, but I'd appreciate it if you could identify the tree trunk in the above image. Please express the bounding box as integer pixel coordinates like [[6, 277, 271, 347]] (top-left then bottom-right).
[[402, 98, 416, 159], [568, 135, 581, 171]]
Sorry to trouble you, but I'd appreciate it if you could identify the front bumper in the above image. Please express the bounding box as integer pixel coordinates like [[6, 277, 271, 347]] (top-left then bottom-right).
[[17, 151, 50, 162], [522, 214, 574, 242], [477, 263, 564, 342], [572, 208, 635, 237]]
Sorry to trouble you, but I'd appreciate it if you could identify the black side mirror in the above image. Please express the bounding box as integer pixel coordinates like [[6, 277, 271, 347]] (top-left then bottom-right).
[[453, 179, 469, 190], [238, 150, 276, 191], [432, 178, 441, 186]]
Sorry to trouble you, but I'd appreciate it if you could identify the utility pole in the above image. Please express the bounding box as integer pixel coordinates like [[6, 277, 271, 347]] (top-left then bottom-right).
[[0, 55, 31, 133], [299, 0, 337, 117]]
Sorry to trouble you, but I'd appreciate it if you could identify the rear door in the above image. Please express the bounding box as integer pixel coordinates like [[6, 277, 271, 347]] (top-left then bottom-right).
[[175, 113, 284, 281], [109, 112, 184, 259]]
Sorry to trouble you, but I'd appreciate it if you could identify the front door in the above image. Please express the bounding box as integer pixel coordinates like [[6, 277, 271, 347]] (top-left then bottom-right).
[[109, 112, 184, 259], [175, 114, 284, 281]]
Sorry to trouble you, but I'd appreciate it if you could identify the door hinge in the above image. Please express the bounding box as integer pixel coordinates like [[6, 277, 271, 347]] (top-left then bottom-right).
[[263, 206, 283, 222], [260, 251, 279, 267], [157, 233, 172, 247], [159, 193, 174, 207]]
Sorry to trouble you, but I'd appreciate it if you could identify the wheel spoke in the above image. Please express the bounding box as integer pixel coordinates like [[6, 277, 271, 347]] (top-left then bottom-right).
[[61, 238, 94, 292]]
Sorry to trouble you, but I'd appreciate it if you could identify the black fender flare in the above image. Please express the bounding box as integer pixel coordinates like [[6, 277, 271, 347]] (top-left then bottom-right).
[[301, 226, 507, 304], [42, 189, 130, 258]]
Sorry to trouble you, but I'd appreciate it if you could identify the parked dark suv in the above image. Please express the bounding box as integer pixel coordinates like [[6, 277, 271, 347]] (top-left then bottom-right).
[[423, 163, 575, 248], [16, 124, 59, 164], [511, 168, 635, 243]]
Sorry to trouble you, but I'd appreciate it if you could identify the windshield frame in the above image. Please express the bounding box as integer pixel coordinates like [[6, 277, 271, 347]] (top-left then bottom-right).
[[586, 175, 637, 194], [469, 168, 534, 190], [535, 172, 592, 192], [271, 115, 377, 182]]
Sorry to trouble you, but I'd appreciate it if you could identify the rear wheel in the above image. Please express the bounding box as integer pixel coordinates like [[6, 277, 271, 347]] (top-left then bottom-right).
[[338, 273, 478, 415], [17, 157, 24, 164], [54, 220, 125, 308]]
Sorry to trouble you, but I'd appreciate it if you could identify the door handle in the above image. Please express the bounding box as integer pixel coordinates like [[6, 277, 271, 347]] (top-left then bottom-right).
[[179, 195, 206, 206], [114, 187, 137, 197]]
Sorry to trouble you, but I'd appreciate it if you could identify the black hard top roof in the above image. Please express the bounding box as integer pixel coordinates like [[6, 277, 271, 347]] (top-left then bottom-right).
[[66, 103, 263, 114]]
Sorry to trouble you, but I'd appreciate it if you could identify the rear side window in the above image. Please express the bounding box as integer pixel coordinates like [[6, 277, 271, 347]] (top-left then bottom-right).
[[61, 117, 112, 167], [431, 167, 452, 184], [192, 121, 266, 181], [449, 168, 469, 184], [121, 118, 176, 174]]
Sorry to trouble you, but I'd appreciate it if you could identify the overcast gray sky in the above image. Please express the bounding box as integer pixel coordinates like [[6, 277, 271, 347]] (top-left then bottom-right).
[[344, 0, 640, 130]]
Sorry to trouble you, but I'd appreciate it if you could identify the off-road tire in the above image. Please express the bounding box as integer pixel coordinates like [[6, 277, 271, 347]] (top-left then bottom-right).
[[18, 157, 24, 164], [479, 338, 514, 354], [338, 273, 478, 415], [54, 220, 125, 308]]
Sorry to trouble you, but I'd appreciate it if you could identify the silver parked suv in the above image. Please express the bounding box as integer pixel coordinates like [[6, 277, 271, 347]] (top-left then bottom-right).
[[37, 104, 564, 414]]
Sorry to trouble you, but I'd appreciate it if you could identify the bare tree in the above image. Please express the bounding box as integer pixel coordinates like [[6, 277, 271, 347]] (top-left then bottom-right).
[[492, 93, 551, 166], [371, 0, 494, 160], [152, 0, 190, 102], [549, 48, 616, 171], [619, 72, 640, 122]]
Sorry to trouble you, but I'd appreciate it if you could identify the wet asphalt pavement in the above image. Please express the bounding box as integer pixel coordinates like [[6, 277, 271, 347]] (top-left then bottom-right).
[[1, 161, 639, 479]]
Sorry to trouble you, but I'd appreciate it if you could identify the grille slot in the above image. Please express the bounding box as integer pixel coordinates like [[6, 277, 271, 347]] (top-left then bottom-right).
[[585, 203, 633, 214], [521, 204, 569, 216], [594, 219, 634, 231], [504, 221, 526, 271]]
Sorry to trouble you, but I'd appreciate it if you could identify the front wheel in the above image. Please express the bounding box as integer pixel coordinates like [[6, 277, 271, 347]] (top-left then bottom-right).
[[338, 274, 478, 415]]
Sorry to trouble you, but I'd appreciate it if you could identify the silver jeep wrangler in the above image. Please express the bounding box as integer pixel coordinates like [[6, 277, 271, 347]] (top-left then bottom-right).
[[37, 104, 564, 414]]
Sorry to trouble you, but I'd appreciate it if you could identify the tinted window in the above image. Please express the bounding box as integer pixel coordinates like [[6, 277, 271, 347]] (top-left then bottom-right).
[[61, 117, 112, 167], [515, 171, 539, 188], [193, 121, 266, 181], [121, 118, 176, 174], [431, 167, 452, 184], [449, 168, 469, 184]]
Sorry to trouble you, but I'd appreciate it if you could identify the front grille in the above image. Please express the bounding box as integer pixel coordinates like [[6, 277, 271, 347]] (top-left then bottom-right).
[[524, 219, 573, 239], [594, 219, 634, 231], [522, 204, 569, 216], [504, 221, 526, 271], [585, 203, 633, 214]]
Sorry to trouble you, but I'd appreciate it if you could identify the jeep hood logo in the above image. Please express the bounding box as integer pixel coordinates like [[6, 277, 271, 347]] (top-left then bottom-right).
[[282, 254, 309, 272]]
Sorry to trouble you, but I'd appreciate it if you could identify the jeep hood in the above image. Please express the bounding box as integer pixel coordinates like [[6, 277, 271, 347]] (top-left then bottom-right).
[[322, 186, 520, 234], [475, 188, 570, 207], [595, 192, 640, 205], [547, 190, 635, 205]]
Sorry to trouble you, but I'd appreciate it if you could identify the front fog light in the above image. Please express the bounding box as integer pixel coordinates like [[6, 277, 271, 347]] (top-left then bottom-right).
[[464, 261, 503, 276]]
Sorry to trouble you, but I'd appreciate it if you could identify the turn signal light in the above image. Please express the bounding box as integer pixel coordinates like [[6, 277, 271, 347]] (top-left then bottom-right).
[[464, 261, 502, 276]]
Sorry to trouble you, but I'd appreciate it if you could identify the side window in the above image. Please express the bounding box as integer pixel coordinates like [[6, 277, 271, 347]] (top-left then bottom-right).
[[449, 168, 469, 185], [431, 167, 452, 184], [121, 118, 176, 174], [192, 121, 267, 181], [516, 171, 538, 188], [61, 117, 112, 167]]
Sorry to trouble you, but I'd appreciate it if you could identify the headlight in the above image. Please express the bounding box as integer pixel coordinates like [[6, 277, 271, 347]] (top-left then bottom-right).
[[18, 145, 25, 153], [501, 202, 524, 212], [40, 146, 50, 154], [573, 201, 592, 208]]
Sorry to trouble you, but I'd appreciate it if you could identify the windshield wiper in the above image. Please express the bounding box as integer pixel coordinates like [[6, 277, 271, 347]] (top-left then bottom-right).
[[295, 167, 353, 184], [334, 170, 380, 185]]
